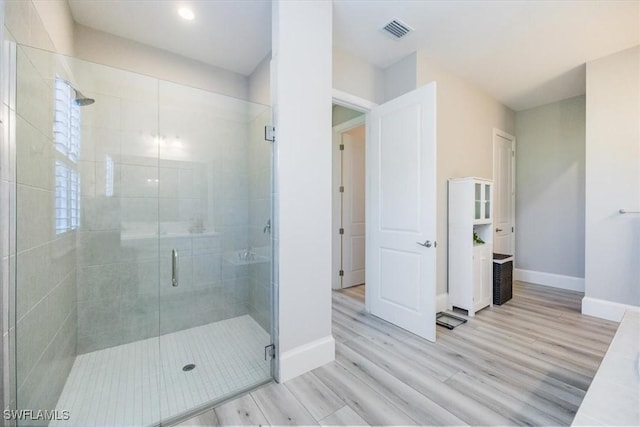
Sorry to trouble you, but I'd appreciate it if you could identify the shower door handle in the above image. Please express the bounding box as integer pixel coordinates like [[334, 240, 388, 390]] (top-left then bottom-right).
[[172, 249, 179, 287]]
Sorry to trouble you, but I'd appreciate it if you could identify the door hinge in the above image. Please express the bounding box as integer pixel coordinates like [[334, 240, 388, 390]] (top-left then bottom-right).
[[339, 186, 344, 193], [512, 150, 515, 157], [339, 144, 344, 151], [264, 344, 275, 360], [512, 226, 514, 232], [339, 228, 344, 235], [339, 270, 344, 277], [264, 126, 275, 142]]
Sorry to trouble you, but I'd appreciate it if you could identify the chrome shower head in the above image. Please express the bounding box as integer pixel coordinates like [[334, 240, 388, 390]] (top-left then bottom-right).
[[73, 89, 95, 107]]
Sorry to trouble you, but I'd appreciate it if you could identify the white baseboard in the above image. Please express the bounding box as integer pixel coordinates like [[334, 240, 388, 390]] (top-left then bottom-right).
[[582, 297, 640, 322], [278, 335, 335, 383], [514, 268, 585, 292], [437, 293, 449, 312]]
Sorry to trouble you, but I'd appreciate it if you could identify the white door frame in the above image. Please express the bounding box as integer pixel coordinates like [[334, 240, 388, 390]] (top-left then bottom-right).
[[331, 90, 377, 290], [492, 128, 516, 257], [332, 89, 378, 112]]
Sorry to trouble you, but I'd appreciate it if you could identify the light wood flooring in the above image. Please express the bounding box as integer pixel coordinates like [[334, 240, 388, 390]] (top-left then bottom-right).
[[178, 281, 618, 426]]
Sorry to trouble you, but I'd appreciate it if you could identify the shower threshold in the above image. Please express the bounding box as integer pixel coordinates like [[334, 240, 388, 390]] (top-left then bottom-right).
[[52, 315, 271, 427]]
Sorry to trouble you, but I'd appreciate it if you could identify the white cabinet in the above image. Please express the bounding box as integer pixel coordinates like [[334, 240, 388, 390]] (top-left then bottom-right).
[[448, 177, 493, 316]]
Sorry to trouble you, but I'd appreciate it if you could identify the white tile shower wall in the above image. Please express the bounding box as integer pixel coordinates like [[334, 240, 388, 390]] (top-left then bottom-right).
[[75, 69, 255, 354], [159, 90, 252, 335], [12, 44, 78, 420], [72, 67, 157, 352], [4, 0, 74, 421]]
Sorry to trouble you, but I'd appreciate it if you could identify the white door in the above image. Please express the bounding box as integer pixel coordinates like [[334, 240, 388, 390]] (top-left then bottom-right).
[[493, 131, 515, 255], [341, 129, 366, 288], [365, 83, 437, 342]]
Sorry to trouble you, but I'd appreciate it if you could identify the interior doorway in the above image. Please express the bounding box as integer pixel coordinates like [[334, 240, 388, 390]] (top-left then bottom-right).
[[493, 129, 516, 256], [331, 86, 437, 342], [332, 105, 366, 289]]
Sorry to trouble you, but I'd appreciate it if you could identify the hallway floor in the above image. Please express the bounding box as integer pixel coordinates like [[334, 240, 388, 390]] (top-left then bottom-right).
[[179, 282, 618, 426]]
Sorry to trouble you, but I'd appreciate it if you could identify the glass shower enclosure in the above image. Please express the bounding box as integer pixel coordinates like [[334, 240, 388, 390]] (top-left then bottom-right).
[[13, 44, 274, 426]]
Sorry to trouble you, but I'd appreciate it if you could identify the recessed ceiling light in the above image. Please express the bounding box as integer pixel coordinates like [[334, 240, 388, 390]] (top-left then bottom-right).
[[178, 7, 195, 21]]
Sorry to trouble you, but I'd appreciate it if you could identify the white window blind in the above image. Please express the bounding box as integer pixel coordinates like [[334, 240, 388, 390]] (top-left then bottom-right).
[[54, 77, 81, 234], [70, 169, 80, 229], [105, 155, 114, 197], [55, 161, 69, 234]]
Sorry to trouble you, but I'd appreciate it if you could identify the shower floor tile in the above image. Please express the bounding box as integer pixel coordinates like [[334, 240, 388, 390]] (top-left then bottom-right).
[[52, 315, 271, 427]]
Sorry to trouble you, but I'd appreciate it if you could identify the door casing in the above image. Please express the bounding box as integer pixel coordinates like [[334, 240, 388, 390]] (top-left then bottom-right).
[[332, 116, 366, 289], [331, 90, 376, 290]]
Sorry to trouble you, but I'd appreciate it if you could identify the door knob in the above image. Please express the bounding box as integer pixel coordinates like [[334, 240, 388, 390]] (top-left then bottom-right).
[[417, 240, 436, 248], [496, 228, 503, 232]]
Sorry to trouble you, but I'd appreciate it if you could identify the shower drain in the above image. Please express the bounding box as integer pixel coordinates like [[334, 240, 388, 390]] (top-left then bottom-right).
[[182, 364, 196, 372]]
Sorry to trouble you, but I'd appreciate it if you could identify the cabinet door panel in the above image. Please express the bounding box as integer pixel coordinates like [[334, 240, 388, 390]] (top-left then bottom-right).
[[473, 251, 482, 304], [484, 184, 491, 220], [474, 183, 482, 220], [482, 249, 492, 305]]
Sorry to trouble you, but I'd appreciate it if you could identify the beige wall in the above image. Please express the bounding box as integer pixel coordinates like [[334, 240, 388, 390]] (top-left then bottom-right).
[[584, 45, 640, 319], [5, 0, 69, 53], [375, 50, 516, 300], [7, 3, 257, 103], [333, 46, 384, 104], [73, 24, 249, 101], [515, 96, 586, 281], [339, 49, 515, 299], [31, 0, 74, 55], [412, 51, 516, 298]]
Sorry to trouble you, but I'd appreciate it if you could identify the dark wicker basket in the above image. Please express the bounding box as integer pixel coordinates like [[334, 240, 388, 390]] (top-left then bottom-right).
[[493, 253, 513, 305]]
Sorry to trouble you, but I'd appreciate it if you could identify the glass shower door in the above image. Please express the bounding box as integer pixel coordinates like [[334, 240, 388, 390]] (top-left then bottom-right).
[[13, 44, 273, 427], [157, 81, 273, 421], [66, 53, 165, 426]]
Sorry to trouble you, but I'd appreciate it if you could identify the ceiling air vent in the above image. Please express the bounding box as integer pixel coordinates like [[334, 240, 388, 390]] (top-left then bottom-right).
[[381, 19, 413, 40]]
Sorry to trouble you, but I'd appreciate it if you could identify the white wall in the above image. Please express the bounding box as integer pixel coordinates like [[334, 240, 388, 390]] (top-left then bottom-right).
[[383, 53, 417, 102], [584, 46, 640, 321], [413, 51, 516, 299], [332, 104, 363, 126], [333, 46, 384, 104], [248, 53, 271, 106], [74, 24, 249, 101], [251, 50, 382, 111], [272, 0, 334, 382], [515, 96, 586, 287]]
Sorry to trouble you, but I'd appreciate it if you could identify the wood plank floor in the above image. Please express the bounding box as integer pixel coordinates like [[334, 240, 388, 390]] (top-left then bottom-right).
[[178, 281, 618, 426]]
